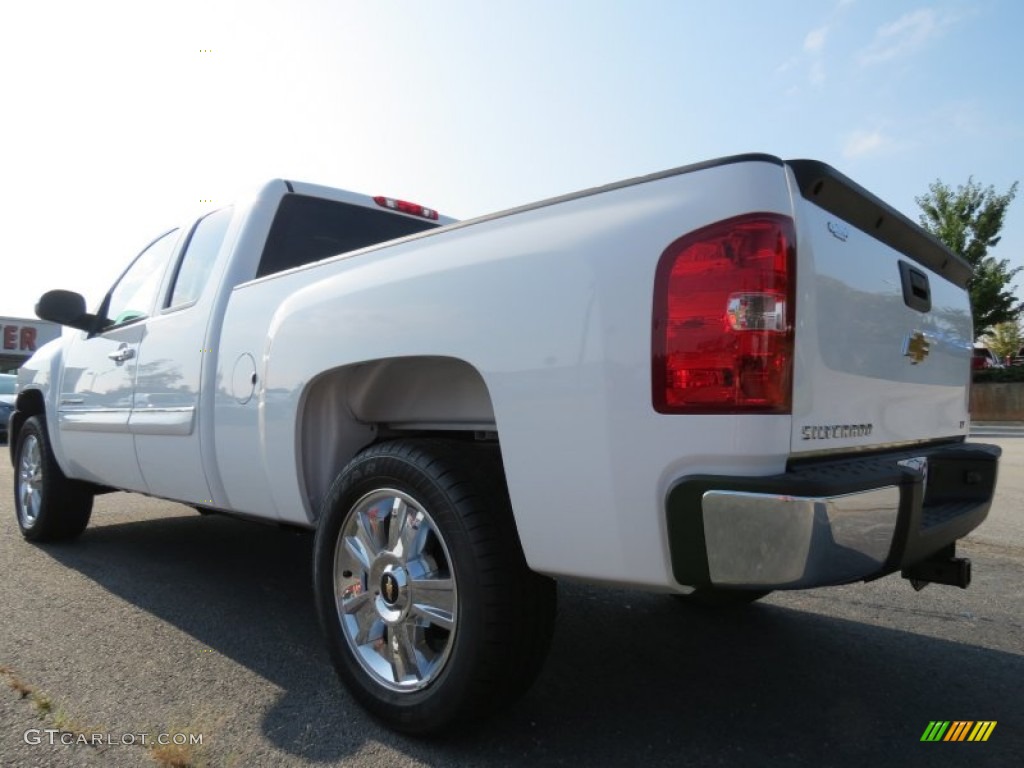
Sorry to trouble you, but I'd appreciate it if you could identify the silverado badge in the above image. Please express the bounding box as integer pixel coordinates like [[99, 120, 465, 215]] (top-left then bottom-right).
[[903, 331, 930, 364]]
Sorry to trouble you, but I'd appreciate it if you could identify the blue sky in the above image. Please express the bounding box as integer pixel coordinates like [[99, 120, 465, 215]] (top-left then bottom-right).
[[2, 0, 1022, 318]]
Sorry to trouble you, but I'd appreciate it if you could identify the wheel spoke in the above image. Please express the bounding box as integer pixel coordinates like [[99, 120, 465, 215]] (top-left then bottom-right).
[[404, 509, 430, 559], [20, 449, 38, 483], [339, 587, 371, 615], [358, 505, 385, 552], [353, 508, 384, 562], [387, 498, 409, 553], [389, 624, 422, 681], [343, 534, 372, 572], [409, 576, 455, 631], [352, 599, 383, 646], [387, 499, 431, 561]]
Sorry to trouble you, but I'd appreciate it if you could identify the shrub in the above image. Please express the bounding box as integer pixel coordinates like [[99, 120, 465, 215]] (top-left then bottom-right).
[[973, 366, 1024, 383]]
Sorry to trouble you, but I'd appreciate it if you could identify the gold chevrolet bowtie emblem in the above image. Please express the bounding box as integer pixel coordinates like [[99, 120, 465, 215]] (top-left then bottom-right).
[[903, 331, 930, 364]]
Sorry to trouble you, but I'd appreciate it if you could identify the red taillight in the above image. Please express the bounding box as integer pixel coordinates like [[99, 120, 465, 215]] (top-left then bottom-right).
[[373, 195, 440, 221], [652, 213, 795, 414]]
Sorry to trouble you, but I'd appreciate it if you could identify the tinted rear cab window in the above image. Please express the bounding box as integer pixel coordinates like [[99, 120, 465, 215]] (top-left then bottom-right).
[[257, 194, 438, 278]]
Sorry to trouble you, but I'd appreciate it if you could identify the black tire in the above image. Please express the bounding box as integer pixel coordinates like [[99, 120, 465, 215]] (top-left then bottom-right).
[[313, 439, 556, 734], [674, 587, 771, 607], [13, 415, 93, 542]]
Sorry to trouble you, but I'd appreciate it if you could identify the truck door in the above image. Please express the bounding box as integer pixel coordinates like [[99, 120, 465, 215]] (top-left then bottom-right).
[[131, 207, 233, 504], [57, 229, 181, 491]]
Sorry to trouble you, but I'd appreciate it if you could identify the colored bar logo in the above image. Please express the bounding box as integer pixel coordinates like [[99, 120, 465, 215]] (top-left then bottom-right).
[[921, 721, 997, 742]]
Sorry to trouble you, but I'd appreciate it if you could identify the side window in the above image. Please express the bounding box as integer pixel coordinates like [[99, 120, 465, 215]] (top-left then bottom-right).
[[166, 207, 233, 310], [103, 230, 179, 329]]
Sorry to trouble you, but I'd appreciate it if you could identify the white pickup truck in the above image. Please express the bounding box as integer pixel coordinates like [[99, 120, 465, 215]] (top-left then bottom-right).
[[10, 154, 1000, 733]]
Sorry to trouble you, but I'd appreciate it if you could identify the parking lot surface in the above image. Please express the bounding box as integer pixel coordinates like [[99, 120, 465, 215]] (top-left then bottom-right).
[[1, 438, 1022, 767]]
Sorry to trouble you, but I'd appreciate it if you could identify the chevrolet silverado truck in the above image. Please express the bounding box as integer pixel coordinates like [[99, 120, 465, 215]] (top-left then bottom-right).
[[9, 154, 1000, 733]]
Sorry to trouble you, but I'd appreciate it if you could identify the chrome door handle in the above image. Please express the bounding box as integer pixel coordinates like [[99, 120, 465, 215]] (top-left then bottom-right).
[[107, 346, 136, 363]]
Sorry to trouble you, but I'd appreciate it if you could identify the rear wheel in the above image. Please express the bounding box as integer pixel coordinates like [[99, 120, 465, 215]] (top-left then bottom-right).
[[313, 439, 556, 734], [14, 416, 93, 542]]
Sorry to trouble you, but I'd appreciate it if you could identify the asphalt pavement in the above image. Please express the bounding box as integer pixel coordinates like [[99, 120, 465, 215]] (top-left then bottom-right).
[[1, 438, 1021, 767]]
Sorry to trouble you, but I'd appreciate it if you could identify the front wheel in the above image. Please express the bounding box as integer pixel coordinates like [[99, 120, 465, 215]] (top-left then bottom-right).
[[14, 415, 93, 542], [313, 439, 556, 734]]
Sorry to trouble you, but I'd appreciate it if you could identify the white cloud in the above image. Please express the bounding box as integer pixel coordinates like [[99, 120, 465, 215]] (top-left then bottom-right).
[[859, 9, 950, 65], [787, 24, 830, 85], [804, 26, 829, 53], [781, 0, 855, 88], [841, 130, 891, 159]]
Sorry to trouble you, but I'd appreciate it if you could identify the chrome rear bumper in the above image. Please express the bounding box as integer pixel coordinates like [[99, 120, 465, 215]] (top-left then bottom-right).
[[702, 486, 900, 588], [666, 442, 1000, 590]]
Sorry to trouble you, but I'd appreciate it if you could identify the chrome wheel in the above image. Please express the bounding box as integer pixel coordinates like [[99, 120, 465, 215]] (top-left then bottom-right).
[[315, 440, 557, 733], [12, 416, 93, 542], [17, 433, 43, 529], [333, 489, 458, 692]]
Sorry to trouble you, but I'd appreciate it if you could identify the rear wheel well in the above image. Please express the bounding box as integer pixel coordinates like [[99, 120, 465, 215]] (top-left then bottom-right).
[[298, 357, 498, 521]]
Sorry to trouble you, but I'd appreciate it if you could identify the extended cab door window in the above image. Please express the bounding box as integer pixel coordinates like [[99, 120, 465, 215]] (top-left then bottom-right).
[[165, 207, 233, 310], [102, 229, 180, 328]]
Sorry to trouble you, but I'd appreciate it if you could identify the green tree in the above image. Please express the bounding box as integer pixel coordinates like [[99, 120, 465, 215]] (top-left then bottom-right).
[[916, 177, 1019, 337], [985, 319, 1022, 361]]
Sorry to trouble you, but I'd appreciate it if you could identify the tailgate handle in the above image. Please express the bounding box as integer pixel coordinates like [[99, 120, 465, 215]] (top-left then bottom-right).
[[899, 261, 931, 313]]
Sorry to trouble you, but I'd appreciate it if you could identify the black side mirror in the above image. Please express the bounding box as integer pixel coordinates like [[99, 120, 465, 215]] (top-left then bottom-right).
[[35, 290, 98, 332]]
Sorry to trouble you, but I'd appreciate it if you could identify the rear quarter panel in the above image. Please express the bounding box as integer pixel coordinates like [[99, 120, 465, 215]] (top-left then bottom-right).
[[214, 158, 796, 588]]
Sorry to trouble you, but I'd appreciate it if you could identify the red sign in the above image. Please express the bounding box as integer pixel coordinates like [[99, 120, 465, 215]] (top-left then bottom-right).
[[0, 319, 60, 357], [3, 325, 37, 351]]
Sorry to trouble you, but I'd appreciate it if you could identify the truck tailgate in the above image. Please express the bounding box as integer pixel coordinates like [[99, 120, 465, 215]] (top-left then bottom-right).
[[786, 161, 973, 454]]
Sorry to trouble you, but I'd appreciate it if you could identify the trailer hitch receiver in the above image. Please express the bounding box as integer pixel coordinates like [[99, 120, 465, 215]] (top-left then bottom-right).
[[901, 544, 971, 591]]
